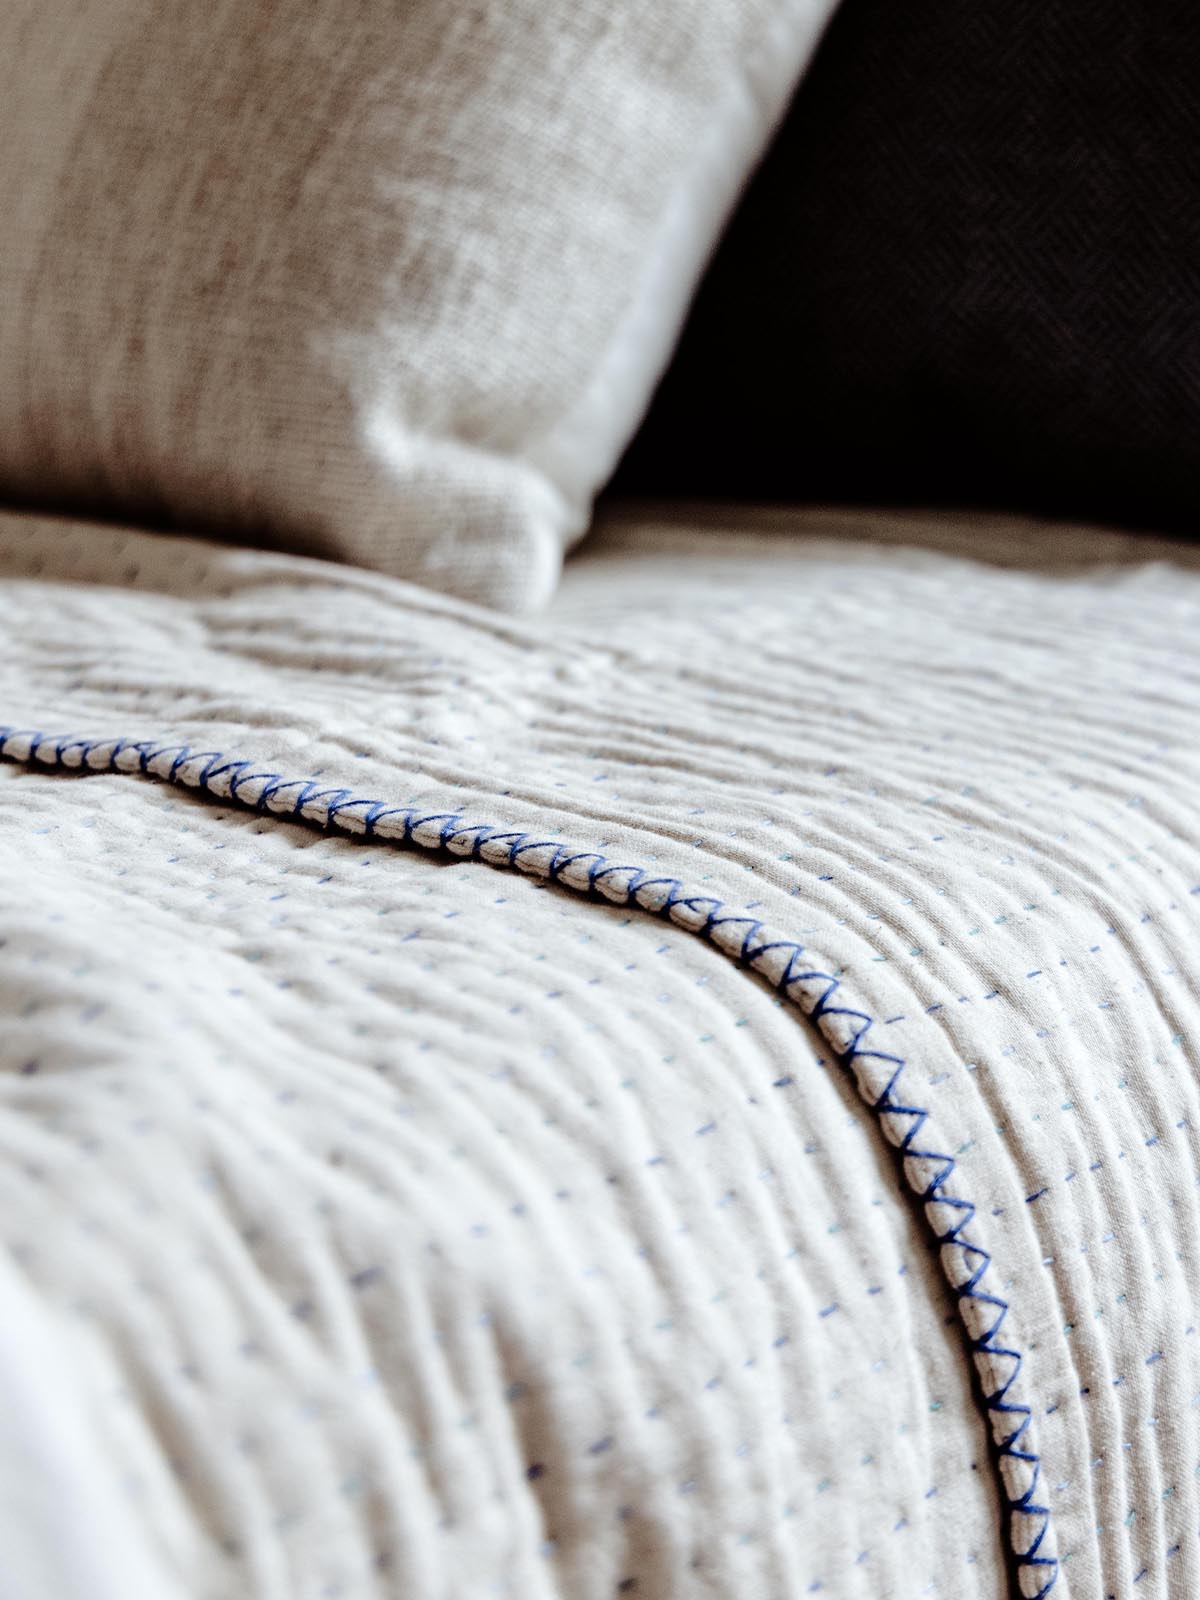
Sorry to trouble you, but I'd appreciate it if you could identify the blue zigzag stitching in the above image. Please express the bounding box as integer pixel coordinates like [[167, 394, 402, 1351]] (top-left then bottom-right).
[[2, 727, 1057, 1598]]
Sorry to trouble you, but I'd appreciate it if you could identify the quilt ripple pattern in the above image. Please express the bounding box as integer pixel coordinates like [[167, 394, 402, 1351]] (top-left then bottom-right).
[[2, 725, 1055, 1597]]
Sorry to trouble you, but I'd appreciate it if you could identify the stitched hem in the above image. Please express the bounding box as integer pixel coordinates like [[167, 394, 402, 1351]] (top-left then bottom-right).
[[1, 726, 1059, 1599]]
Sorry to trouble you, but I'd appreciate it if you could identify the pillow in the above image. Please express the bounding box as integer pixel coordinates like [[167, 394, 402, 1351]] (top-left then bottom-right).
[[0, 1, 835, 611], [613, 0, 1200, 534]]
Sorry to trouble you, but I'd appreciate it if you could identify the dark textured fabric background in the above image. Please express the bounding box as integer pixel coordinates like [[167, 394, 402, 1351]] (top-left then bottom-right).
[[612, 1, 1200, 532]]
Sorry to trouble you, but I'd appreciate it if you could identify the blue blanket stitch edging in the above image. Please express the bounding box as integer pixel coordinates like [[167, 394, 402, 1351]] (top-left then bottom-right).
[[0, 726, 1057, 1598]]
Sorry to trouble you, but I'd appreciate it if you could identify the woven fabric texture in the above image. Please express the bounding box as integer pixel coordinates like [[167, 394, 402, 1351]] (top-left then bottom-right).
[[614, 0, 1200, 533], [6, 503, 1200, 1595], [0, 0, 833, 611]]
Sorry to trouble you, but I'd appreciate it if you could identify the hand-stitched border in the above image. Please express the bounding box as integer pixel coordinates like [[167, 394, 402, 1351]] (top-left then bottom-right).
[[0, 726, 1058, 1598]]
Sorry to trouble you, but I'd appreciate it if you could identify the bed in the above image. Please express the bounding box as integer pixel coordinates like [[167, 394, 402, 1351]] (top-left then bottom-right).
[[4, 1, 1199, 1595], [4, 502, 1198, 1598]]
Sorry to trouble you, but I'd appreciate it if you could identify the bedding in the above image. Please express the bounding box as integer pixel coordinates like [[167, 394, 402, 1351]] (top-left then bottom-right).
[[0, 0, 833, 612], [4, 502, 1200, 1599], [614, 0, 1200, 534]]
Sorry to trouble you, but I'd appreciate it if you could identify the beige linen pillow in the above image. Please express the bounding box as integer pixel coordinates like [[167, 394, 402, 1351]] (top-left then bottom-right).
[[0, 1, 834, 609]]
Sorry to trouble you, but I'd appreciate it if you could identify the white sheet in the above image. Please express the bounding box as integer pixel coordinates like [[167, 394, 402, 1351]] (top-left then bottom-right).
[[4, 503, 1200, 1599]]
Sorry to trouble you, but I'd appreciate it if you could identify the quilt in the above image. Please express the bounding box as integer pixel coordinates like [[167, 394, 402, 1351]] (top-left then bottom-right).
[[3, 502, 1199, 1600]]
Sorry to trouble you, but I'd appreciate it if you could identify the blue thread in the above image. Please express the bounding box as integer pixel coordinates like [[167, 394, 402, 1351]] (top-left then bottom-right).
[[0, 725, 1057, 1597]]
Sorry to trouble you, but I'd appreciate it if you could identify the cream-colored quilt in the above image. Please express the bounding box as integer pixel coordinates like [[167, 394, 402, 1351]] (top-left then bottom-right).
[[3, 504, 1198, 1600]]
